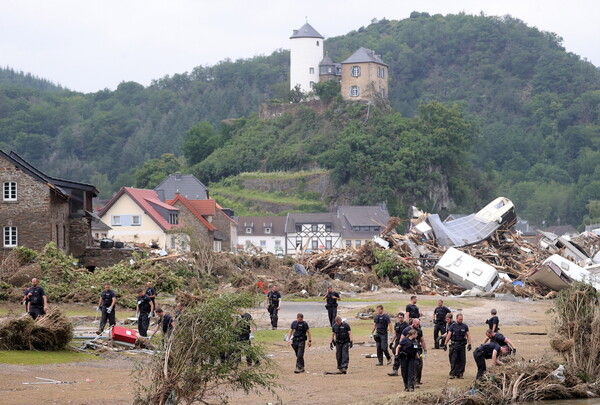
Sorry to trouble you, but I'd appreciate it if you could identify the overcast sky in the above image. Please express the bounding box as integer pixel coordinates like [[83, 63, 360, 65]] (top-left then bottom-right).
[[2, 0, 599, 93]]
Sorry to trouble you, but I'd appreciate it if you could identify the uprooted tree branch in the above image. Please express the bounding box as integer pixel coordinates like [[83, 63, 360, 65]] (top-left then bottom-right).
[[134, 292, 278, 405]]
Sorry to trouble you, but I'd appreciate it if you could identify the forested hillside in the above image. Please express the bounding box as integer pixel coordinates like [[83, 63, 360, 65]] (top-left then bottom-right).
[[1, 13, 600, 226]]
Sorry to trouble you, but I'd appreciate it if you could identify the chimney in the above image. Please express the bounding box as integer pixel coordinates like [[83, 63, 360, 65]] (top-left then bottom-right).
[[175, 172, 181, 180], [156, 189, 166, 202]]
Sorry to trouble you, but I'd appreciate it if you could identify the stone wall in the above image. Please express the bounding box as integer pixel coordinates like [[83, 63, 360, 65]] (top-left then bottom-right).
[[81, 247, 137, 269], [259, 99, 328, 120], [213, 211, 234, 252], [69, 217, 93, 259], [172, 200, 212, 248]]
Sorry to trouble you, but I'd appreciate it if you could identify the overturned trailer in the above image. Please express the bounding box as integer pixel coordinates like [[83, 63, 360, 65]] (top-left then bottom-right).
[[527, 254, 600, 291], [433, 247, 501, 293]]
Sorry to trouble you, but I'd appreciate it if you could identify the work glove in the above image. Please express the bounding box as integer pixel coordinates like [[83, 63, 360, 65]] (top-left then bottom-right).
[[349, 341, 353, 349], [467, 344, 472, 351], [106, 306, 112, 314], [330, 341, 335, 350], [151, 312, 155, 318], [423, 351, 427, 360], [96, 306, 101, 311], [512, 348, 516, 356], [369, 334, 373, 340], [442, 344, 447, 351]]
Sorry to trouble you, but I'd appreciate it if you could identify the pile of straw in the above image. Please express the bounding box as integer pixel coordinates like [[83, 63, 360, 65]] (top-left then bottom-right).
[[0, 307, 73, 350]]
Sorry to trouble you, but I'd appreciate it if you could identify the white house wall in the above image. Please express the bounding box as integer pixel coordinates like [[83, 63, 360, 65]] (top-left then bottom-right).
[[238, 235, 286, 255], [290, 37, 323, 92]]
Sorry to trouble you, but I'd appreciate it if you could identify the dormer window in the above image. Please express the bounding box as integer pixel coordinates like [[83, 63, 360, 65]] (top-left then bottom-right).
[[3, 182, 16, 201], [245, 227, 252, 234], [351, 66, 361, 77], [265, 227, 271, 234], [169, 213, 179, 225]]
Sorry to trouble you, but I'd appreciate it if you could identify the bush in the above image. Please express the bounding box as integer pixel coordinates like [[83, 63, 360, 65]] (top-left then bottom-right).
[[374, 249, 420, 288]]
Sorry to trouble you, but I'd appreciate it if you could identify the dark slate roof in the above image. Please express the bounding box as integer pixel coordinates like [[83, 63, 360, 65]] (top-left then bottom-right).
[[290, 22, 323, 39], [91, 217, 112, 231], [341, 47, 388, 66], [0, 149, 98, 199], [336, 205, 390, 238], [320, 54, 336, 66], [285, 212, 341, 233], [155, 173, 208, 200], [238, 216, 287, 237]]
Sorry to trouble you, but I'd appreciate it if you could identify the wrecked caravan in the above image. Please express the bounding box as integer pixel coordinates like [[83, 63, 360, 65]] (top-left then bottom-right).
[[427, 197, 517, 247], [433, 247, 501, 292], [527, 254, 600, 291]]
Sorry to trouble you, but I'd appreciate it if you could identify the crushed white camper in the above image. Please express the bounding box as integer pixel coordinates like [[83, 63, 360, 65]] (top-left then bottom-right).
[[527, 254, 600, 291], [433, 247, 501, 293]]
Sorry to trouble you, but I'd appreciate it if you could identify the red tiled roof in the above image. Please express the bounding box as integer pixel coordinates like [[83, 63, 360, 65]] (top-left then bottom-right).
[[168, 194, 216, 231], [99, 187, 180, 231], [188, 199, 217, 216]]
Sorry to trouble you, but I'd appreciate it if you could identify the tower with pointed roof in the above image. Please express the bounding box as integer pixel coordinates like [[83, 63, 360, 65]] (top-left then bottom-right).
[[289, 22, 324, 92]]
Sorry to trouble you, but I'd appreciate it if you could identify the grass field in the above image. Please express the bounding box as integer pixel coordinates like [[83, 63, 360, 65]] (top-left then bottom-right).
[[0, 350, 99, 365]]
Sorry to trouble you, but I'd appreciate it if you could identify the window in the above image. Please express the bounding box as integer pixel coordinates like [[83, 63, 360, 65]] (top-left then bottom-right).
[[260, 240, 267, 248], [381, 88, 386, 98], [327, 67, 332, 73], [355, 240, 362, 248], [111, 216, 121, 226], [311, 224, 318, 232], [345, 240, 352, 247], [312, 240, 318, 250], [171, 235, 177, 249], [265, 227, 271, 234], [213, 240, 222, 252], [350, 86, 359, 97], [169, 213, 179, 225], [316, 40, 319, 46], [4, 226, 17, 247], [351, 66, 361, 77], [325, 239, 332, 249], [3, 182, 17, 201], [132, 215, 141, 226], [309, 67, 314, 74], [325, 224, 332, 232], [275, 240, 282, 248], [245, 227, 252, 234], [377, 67, 385, 78]]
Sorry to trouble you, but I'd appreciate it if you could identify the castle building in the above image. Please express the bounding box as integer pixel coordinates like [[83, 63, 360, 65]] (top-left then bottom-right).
[[290, 22, 388, 102], [289, 22, 324, 93]]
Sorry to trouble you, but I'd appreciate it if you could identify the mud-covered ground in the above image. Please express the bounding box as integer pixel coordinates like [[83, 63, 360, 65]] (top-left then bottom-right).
[[0, 292, 556, 405]]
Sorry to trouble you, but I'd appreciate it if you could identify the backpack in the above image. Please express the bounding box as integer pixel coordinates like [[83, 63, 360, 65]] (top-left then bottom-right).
[[30, 287, 42, 306]]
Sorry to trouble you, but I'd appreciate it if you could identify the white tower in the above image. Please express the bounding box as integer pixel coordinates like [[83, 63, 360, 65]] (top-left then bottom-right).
[[290, 22, 324, 93]]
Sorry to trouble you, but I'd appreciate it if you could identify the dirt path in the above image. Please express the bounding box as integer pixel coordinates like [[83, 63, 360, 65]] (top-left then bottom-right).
[[0, 294, 556, 405]]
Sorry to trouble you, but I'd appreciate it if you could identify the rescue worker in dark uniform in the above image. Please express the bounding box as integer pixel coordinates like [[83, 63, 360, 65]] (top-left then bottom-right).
[[286, 313, 312, 373], [401, 318, 427, 385], [483, 330, 517, 354], [405, 295, 421, 323], [151, 308, 173, 338], [25, 278, 48, 320], [440, 313, 455, 364], [237, 311, 259, 366], [473, 342, 508, 379], [391, 312, 409, 353], [390, 328, 419, 391], [145, 281, 157, 310], [266, 285, 282, 330], [324, 286, 341, 326], [485, 308, 500, 332], [370, 305, 393, 366], [444, 313, 471, 379], [96, 283, 117, 334], [330, 316, 353, 374], [136, 288, 154, 337], [433, 299, 451, 349]]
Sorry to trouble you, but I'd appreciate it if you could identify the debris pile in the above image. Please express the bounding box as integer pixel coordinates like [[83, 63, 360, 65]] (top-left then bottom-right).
[[301, 197, 600, 297], [0, 307, 73, 350]]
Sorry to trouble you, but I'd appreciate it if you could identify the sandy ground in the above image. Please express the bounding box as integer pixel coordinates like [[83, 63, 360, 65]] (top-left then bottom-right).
[[0, 293, 557, 405]]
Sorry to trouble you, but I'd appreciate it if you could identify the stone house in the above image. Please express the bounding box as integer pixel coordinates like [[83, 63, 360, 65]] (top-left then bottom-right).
[[340, 47, 389, 102], [0, 150, 98, 261], [168, 194, 216, 250]]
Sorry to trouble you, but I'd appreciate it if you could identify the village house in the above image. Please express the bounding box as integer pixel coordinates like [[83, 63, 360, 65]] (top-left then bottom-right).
[[237, 216, 286, 255], [155, 172, 209, 200], [337, 204, 390, 248], [0, 149, 98, 261], [98, 187, 189, 251]]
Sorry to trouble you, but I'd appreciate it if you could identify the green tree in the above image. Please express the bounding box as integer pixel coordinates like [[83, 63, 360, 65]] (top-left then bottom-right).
[[181, 121, 220, 165], [134, 153, 183, 189], [134, 293, 278, 404], [312, 80, 341, 104]]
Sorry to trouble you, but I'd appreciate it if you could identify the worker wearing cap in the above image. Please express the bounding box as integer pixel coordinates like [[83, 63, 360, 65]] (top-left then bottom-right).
[[96, 283, 116, 334]]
